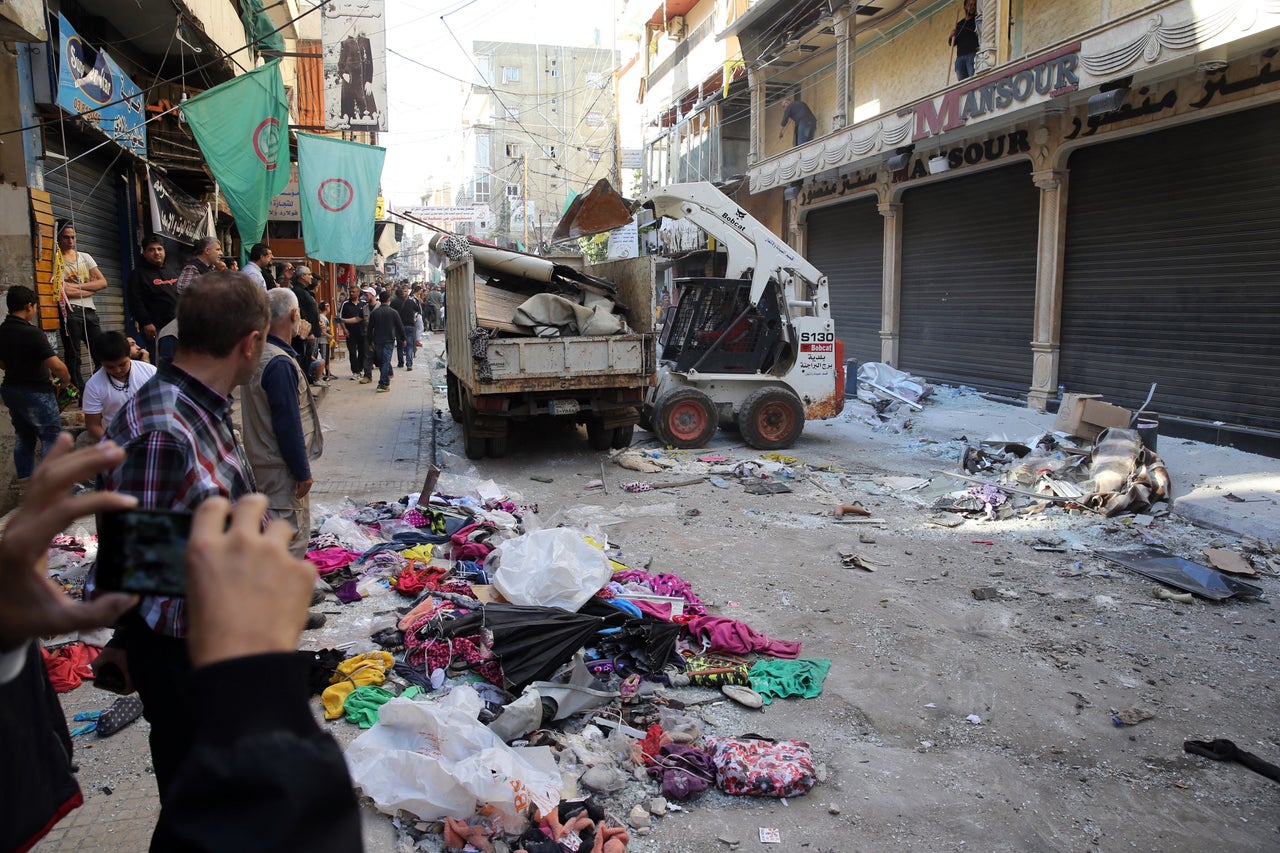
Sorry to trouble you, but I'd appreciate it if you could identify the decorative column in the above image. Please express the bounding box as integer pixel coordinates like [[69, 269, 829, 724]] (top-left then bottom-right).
[[747, 66, 764, 165], [832, 5, 853, 130], [1027, 168, 1068, 412], [878, 201, 902, 366], [975, 0, 1000, 75]]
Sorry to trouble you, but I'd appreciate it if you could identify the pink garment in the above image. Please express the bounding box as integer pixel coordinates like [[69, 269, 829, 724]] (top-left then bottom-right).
[[634, 599, 674, 621], [306, 547, 362, 575], [685, 616, 801, 659], [450, 521, 496, 562]]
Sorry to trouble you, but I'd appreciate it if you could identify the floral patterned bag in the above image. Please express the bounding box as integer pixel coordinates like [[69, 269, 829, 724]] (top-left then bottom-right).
[[704, 735, 817, 798]]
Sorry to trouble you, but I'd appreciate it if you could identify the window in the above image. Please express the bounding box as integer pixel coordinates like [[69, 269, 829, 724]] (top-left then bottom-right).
[[506, 185, 521, 198], [543, 145, 556, 159], [504, 106, 519, 122], [549, 58, 560, 78], [473, 174, 490, 204], [502, 66, 520, 83], [588, 148, 602, 161], [505, 142, 521, 157]]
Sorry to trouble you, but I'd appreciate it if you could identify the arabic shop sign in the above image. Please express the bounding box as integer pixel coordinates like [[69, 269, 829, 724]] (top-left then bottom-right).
[[800, 170, 877, 206], [57, 14, 146, 157], [911, 44, 1080, 143]]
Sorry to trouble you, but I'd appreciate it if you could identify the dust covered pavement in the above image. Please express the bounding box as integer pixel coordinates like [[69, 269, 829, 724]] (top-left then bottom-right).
[[416, 383, 1278, 852]]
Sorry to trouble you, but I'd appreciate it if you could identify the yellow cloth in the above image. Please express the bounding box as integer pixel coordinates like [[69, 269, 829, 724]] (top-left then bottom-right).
[[400, 544, 435, 562], [585, 535, 629, 573], [321, 651, 394, 720]]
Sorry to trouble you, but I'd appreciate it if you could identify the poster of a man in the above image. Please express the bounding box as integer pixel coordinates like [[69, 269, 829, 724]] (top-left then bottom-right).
[[322, 0, 388, 132]]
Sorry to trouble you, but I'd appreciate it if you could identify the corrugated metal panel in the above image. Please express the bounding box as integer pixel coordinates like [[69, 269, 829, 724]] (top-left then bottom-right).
[[297, 40, 325, 129], [43, 138, 128, 332], [805, 198, 882, 367], [899, 162, 1039, 395], [1060, 104, 1280, 433]]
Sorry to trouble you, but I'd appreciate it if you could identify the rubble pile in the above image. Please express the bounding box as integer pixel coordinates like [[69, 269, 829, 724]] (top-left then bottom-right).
[[303, 478, 830, 852]]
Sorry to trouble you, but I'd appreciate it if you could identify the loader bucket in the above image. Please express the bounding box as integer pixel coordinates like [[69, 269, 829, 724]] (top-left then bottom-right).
[[552, 178, 633, 241]]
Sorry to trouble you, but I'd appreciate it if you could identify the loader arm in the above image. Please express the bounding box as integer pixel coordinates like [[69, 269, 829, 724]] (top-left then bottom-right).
[[638, 182, 828, 308]]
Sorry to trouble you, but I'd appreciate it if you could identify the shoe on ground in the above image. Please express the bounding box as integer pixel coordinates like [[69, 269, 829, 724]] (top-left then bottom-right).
[[97, 694, 144, 737], [406, 366, 413, 371], [305, 612, 326, 630], [349, 375, 358, 381], [377, 386, 390, 393], [721, 684, 764, 709], [311, 587, 326, 606], [359, 376, 372, 384]]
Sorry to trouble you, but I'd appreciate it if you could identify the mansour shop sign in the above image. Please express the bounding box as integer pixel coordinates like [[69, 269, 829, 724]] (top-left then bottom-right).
[[57, 14, 147, 157], [909, 43, 1081, 142]]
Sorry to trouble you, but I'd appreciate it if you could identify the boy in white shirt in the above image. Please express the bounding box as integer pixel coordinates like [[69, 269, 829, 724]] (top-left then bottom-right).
[[82, 331, 157, 441]]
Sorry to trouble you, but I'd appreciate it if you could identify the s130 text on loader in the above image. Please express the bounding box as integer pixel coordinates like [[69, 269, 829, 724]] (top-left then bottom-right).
[[557, 180, 845, 450]]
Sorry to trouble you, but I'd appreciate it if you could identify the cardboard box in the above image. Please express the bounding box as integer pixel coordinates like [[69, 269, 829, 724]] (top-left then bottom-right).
[[1053, 393, 1132, 441]]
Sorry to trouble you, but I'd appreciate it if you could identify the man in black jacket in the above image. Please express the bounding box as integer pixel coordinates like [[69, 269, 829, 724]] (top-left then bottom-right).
[[291, 265, 322, 377], [0, 437, 361, 852], [368, 289, 405, 392], [127, 235, 180, 357]]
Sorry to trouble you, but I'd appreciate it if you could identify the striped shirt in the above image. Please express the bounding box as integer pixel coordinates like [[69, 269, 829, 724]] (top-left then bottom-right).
[[101, 361, 256, 637]]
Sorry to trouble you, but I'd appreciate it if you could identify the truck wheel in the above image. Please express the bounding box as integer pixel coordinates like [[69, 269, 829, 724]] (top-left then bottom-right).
[[654, 388, 717, 448], [487, 434, 509, 458], [461, 403, 486, 460], [637, 407, 654, 433], [611, 425, 635, 449], [586, 417, 612, 451], [446, 372, 462, 423], [738, 387, 805, 450]]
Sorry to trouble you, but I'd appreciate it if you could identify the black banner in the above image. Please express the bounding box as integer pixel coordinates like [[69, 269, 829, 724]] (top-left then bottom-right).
[[148, 170, 210, 246]]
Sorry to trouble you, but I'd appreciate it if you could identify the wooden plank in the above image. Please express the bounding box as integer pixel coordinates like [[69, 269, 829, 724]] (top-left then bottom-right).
[[473, 283, 527, 334], [29, 189, 60, 331]]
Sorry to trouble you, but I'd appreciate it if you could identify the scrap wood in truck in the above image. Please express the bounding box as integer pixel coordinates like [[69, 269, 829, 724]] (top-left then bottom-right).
[[1053, 393, 1132, 441]]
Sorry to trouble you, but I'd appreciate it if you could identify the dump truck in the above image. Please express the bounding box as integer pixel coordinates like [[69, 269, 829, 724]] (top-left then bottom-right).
[[437, 237, 657, 459]]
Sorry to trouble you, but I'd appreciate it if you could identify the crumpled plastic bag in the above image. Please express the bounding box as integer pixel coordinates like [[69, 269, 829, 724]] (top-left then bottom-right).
[[318, 515, 384, 552], [857, 361, 930, 406], [488, 528, 612, 611], [346, 686, 561, 821]]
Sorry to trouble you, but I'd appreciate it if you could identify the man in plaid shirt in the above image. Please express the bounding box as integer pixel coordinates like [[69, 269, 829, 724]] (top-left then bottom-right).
[[94, 271, 269, 809]]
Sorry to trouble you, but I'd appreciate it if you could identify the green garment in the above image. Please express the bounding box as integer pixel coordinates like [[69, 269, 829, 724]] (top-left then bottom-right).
[[748, 658, 832, 705], [344, 685, 421, 728]]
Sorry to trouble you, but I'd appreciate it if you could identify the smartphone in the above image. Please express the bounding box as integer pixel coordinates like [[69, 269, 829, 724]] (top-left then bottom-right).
[[95, 508, 193, 597]]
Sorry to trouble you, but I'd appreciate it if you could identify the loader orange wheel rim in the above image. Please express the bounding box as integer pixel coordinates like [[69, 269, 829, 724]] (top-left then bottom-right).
[[754, 399, 798, 444], [667, 399, 711, 442]]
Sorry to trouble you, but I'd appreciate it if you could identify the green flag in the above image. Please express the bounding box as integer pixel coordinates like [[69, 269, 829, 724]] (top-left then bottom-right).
[[297, 133, 386, 265], [182, 61, 290, 253]]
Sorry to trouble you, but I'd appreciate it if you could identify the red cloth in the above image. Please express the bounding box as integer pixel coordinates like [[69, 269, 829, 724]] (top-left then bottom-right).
[[685, 616, 801, 659], [634, 599, 673, 621], [41, 642, 101, 693], [394, 563, 443, 596]]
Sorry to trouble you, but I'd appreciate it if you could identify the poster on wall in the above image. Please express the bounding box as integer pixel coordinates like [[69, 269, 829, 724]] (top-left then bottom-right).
[[56, 13, 146, 156], [147, 169, 212, 245], [322, 0, 389, 132]]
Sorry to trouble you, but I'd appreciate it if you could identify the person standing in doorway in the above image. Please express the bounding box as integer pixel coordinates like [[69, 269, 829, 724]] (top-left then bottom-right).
[[0, 286, 71, 496], [778, 94, 818, 146], [55, 220, 108, 390], [949, 0, 979, 81]]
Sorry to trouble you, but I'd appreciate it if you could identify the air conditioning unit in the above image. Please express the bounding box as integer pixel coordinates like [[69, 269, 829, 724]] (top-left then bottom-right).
[[668, 15, 686, 41]]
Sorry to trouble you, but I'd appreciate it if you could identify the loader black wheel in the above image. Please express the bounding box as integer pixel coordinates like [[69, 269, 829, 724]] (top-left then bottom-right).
[[586, 417, 612, 451], [446, 372, 463, 423], [637, 407, 654, 434], [738, 387, 804, 450], [654, 388, 717, 449], [610, 425, 635, 449]]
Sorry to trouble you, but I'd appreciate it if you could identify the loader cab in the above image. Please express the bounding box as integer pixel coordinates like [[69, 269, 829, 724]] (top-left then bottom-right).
[[660, 278, 788, 375]]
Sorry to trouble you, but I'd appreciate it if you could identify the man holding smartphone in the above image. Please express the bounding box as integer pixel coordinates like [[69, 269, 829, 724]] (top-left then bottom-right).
[[0, 436, 359, 852], [95, 271, 269, 811]]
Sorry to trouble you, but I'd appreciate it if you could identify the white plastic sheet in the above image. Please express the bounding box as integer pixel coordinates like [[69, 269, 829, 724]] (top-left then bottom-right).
[[488, 528, 612, 611], [346, 687, 561, 820]]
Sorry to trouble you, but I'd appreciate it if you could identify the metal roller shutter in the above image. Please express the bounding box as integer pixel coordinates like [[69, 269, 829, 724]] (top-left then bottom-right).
[[43, 139, 130, 332], [1060, 104, 1280, 435], [899, 162, 1039, 395], [805, 198, 883, 367]]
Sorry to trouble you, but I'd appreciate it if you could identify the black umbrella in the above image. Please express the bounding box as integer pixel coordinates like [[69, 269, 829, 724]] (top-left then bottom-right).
[[579, 599, 683, 674], [442, 603, 608, 691]]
